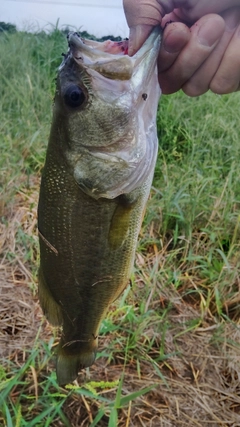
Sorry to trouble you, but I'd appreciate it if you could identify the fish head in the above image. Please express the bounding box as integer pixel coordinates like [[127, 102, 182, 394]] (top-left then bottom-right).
[[52, 28, 162, 198]]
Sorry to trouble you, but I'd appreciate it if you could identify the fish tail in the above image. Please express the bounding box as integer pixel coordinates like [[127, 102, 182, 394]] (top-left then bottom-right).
[[56, 339, 97, 385], [38, 267, 63, 326]]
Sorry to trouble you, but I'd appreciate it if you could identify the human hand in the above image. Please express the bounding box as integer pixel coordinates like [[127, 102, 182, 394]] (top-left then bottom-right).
[[123, 0, 240, 95]]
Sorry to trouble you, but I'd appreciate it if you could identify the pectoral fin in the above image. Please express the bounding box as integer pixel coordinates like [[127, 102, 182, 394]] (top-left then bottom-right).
[[108, 194, 137, 250]]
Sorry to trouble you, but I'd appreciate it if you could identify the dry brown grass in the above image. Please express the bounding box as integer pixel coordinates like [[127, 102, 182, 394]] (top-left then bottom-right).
[[1, 178, 240, 427]]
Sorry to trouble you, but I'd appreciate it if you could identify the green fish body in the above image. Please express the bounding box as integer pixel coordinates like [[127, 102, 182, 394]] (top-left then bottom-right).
[[38, 28, 161, 385]]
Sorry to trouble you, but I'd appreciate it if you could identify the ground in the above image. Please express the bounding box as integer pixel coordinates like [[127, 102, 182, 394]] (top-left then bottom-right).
[[1, 177, 240, 427]]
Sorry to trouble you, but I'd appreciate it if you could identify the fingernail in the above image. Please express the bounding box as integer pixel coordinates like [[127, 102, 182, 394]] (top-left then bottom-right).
[[197, 19, 223, 47], [128, 24, 153, 56], [225, 11, 240, 31], [128, 27, 137, 56]]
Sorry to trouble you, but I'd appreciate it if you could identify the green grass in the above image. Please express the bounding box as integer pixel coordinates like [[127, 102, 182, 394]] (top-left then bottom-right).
[[0, 27, 67, 204], [151, 91, 240, 316], [0, 336, 156, 426], [1, 27, 240, 426]]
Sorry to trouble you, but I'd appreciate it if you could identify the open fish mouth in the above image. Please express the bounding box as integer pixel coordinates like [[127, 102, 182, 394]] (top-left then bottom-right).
[[65, 27, 161, 84], [60, 32, 132, 82]]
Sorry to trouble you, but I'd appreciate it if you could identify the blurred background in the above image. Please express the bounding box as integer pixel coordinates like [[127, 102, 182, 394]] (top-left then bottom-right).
[[0, 0, 128, 37]]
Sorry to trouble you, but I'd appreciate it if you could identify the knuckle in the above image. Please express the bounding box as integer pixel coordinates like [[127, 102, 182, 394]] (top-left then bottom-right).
[[182, 83, 207, 97], [210, 76, 239, 94], [158, 75, 180, 94], [182, 75, 209, 97]]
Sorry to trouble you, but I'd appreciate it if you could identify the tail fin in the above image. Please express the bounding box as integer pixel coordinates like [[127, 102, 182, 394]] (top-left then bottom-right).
[[56, 340, 97, 385]]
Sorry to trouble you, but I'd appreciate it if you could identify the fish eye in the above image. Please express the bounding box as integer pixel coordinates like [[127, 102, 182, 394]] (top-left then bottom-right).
[[63, 85, 86, 108]]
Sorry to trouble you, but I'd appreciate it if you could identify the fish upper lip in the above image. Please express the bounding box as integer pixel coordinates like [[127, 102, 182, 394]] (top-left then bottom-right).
[[67, 31, 129, 56], [67, 31, 128, 61]]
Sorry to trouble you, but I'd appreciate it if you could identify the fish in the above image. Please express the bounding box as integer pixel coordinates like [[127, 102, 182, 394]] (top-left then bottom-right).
[[38, 27, 161, 385]]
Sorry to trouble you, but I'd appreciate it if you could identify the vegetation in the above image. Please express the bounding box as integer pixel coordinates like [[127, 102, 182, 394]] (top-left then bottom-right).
[[0, 22, 17, 33], [1, 25, 240, 426]]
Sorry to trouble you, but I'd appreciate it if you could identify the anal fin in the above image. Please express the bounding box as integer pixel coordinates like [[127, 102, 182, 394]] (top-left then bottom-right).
[[38, 267, 63, 326]]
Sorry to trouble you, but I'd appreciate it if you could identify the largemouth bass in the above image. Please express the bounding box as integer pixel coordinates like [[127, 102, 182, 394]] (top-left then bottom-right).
[[38, 27, 161, 385]]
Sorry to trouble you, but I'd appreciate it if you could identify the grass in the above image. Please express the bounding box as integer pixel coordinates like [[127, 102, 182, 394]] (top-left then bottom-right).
[[1, 26, 240, 426]]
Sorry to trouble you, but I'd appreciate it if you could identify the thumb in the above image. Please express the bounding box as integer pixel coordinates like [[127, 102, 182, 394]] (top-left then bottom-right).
[[123, 0, 163, 55]]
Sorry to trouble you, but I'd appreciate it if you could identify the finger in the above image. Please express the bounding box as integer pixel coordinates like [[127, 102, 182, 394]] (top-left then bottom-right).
[[123, 0, 163, 27], [210, 13, 240, 93], [128, 24, 156, 56], [182, 7, 240, 96], [158, 14, 225, 94], [123, 0, 163, 55], [179, 0, 240, 22], [158, 21, 191, 73]]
